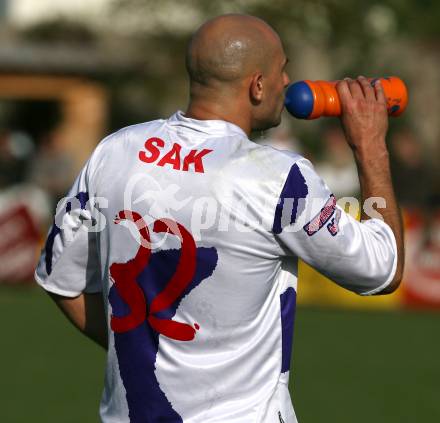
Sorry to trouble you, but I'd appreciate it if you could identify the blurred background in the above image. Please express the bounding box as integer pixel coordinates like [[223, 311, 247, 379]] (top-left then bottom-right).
[[0, 0, 439, 422]]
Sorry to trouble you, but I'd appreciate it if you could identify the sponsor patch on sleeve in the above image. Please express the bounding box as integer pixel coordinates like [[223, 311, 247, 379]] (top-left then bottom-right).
[[303, 195, 336, 236]]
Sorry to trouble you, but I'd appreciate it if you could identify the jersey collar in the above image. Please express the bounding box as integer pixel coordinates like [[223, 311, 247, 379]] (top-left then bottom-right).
[[167, 111, 247, 138]]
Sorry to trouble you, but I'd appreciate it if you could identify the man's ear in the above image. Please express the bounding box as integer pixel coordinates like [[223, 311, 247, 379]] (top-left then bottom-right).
[[249, 73, 264, 103]]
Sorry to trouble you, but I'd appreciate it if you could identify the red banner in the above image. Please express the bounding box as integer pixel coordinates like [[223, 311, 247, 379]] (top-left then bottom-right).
[[402, 211, 440, 309], [0, 205, 41, 283]]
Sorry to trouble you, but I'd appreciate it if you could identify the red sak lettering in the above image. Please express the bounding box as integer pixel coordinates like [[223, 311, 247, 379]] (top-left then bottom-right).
[[139, 137, 212, 173]]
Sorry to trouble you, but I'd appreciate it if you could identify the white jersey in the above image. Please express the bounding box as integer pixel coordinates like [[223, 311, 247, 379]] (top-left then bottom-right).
[[35, 111, 397, 423]]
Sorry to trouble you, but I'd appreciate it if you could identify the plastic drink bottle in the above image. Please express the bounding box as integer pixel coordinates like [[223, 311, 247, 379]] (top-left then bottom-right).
[[284, 77, 408, 119]]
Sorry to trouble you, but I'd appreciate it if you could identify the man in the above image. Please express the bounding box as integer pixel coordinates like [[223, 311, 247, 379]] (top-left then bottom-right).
[[35, 14, 404, 423]]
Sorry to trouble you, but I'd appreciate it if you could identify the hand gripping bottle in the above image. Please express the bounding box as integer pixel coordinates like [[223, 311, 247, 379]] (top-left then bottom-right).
[[284, 77, 408, 119]]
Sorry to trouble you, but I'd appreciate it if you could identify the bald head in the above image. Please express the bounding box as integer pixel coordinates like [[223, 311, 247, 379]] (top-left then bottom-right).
[[186, 14, 282, 88], [185, 14, 290, 134]]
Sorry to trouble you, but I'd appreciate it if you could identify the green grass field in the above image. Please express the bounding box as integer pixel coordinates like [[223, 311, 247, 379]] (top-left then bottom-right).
[[1, 285, 439, 422]]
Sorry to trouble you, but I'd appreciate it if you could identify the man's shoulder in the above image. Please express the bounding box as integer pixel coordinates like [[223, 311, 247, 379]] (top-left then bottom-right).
[[101, 119, 167, 146], [243, 143, 328, 206], [257, 142, 304, 161], [85, 119, 167, 175], [246, 141, 308, 174]]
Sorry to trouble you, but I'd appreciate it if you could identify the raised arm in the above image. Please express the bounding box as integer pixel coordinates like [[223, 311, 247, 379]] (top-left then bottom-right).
[[273, 77, 404, 296], [336, 76, 404, 292]]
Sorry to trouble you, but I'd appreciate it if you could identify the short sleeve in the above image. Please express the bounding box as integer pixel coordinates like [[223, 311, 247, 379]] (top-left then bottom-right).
[[35, 159, 102, 297], [272, 158, 397, 296]]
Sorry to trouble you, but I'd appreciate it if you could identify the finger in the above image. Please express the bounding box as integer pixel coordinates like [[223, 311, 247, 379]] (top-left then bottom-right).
[[357, 76, 375, 101], [347, 78, 364, 99], [336, 79, 352, 106], [373, 79, 387, 104]]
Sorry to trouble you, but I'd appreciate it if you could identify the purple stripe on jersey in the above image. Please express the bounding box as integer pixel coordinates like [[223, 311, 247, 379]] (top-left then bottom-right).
[[280, 287, 297, 373], [44, 191, 89, 275], [109, 246, 218, 423], [272, 164, 308, 235]]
